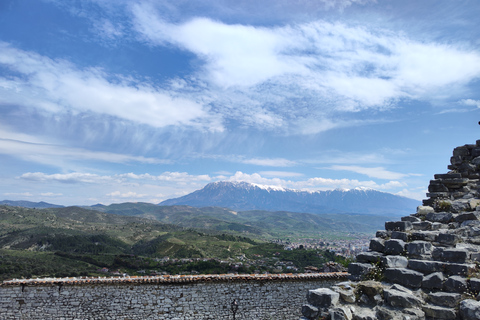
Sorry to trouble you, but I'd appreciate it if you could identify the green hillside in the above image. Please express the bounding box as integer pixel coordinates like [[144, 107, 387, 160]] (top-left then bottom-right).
[[0, 205, 349, 280]]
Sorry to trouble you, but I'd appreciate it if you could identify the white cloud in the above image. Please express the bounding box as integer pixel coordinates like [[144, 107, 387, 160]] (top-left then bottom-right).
[[227, 171, 405, 192], [40, 192, 63, 197], [460, 99, 480, 108], [0, 42, 222, 131], [131, 9, 480, 122], [4, 192, 33, 197]]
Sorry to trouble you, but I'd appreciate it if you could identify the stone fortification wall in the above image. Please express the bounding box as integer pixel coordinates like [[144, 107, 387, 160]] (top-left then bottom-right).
[[0, 273, 346, 320], [301, 140, 480, 320]]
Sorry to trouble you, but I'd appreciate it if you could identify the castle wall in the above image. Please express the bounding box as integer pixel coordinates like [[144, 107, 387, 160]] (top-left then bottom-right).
[[0, 273, 345, 320]]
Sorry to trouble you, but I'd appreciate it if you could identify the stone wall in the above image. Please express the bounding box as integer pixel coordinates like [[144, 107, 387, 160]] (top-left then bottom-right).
[[0, 273, 346, 319], [300, 140, 480, 320]]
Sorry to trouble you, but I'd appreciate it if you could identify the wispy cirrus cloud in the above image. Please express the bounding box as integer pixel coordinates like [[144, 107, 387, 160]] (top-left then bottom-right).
[[0, 42, 222, 131], [19, 171, 213, 184], [0, 127, 168, 167], [327, 165, 421, 180]]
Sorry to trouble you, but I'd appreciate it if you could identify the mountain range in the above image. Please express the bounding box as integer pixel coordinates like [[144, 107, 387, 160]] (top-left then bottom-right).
[[159, 181, 419, 216]]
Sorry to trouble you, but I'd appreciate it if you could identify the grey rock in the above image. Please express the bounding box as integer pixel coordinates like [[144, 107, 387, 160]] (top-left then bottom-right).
[[307, 288, 340, 308], [431, 222, 447, 230], [381, 255, 408, 269], [356, 252, 383, 264], [456, 211, 480, 222], [470, 278, 480, 293], [444, 263, 475, 276], [385, 221, 412, 232], [443, 275, 467, 293], [408, 259, 444, 274], [357, 281, 384, 298], [441, 248, 469, 263], [411, 231, 438, 241], [402, 308, 426, 320], [436, 233, 458, 246], [412, 221, 432, 230], [407, 241, 433, 258], [348, 263, 374, 280], [391, 231, 408, 241], [422, 272, 445, 290], [375, 230, 389, 239], [369, 238, 385, 253], [401, 216, 420, 223], [352, 307, 376, 320], [330, 307, 352, 320], [426, 212, 454, 223], [422, 304, 457, 319], [384, 239, 406, 255], [383, 288, 422, 308], [451, 199, 471, 213], [384, 268, 423, 288], [301, 304, 319, 319], [459, 299, 480, 320], [417, 205, 435, 215], [427, 292, 461, 308]]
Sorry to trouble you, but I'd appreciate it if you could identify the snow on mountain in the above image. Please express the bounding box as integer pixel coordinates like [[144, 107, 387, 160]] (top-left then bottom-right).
[[159, 181, 419, 216]]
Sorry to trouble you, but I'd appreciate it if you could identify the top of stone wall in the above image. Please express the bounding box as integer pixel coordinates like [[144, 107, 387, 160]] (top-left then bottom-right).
[[1, 272, 348, 287]]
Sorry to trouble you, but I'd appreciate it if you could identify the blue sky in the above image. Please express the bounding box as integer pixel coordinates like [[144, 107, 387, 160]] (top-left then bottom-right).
[[0, 0, 479, 206]]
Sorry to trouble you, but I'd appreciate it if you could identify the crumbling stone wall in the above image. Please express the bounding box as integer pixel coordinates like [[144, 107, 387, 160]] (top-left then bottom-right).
[[0, 273, 345, 319], [301, 140, 480, 320]]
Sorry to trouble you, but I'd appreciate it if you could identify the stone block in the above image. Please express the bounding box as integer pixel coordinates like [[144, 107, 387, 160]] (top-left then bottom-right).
[[417, 205, 434, 215], [408, 260, 444, 274], [444, 275, 467, 293], [351, 307, 376, 320], [436, 233, 458, 246], [470, 278, 480, 293], [412, 221, 432, 230], [357, 281, 384, 298], [375, 230, 389, 239], [383, 288, 422, 308], [411, 231, 438, 241], [391, 231, 408, 242], [380, 255, 408, 269], [306, 288, 340, 309], [427, 292, 461, 308], [431, 222, 447, 230], [369, 238, 385, 253], [422, 304, 457, 320], [331, 287, 355, 304], [455, 211, 480, 222], [406, 241, 433, 258], [301, 304, 319, 319], [426, 212, 454, 223], [441, 249, 469, 263], [356, 252, 383, 264], [330, 307, 352, 320], [422, 272, 445, 290], [384, 268, 423, 288], [385, 221, 412, 232], [401, 215, 420, 222], [384, 239, 406, 255], [444, 263, 475, 276], [460, 299, 480, 320], [434, 173, 462, 179]]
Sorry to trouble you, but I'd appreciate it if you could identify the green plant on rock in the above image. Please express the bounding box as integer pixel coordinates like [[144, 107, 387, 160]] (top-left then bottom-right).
[[435, 200, 451, 212], [362, 261, 385, 282]]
